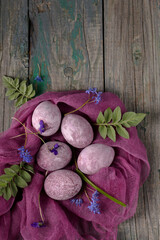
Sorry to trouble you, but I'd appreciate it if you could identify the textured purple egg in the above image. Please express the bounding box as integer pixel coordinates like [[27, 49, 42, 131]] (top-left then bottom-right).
[[44, 170, 82, 200], [61, 114, 94, 148], [77, 143, 115, 175], [37, 141, 72, 171], [32, 101, 61, 136]]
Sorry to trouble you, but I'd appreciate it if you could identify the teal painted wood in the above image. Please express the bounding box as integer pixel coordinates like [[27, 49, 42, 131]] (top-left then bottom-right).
[[0, 0, 28, 131], [104, 1, 160, 239], [29, 0, 103, 94]]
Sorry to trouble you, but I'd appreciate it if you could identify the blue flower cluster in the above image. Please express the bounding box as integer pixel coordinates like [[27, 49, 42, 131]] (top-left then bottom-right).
[[70, 198, 83, 206], [85, 87, 102, 104], [88, 191, 101, 214], [31, 221, 46, 228], [34, 75, 43, 82], [18, 146, 33, 163], [50, 143, 59, 155], [39, 120, 45, 134]]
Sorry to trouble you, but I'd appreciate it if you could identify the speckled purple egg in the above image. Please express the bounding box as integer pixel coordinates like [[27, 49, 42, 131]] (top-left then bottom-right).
[[77, 143, 115, 175], [44, 170, 82, 200], [37, 141, 72, 171], [32, 101, 61, 136], [61, 114, 94, 148]]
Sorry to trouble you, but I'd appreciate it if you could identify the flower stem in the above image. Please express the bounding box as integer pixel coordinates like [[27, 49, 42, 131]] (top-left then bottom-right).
[[84, 189, 91, 202], [11, 117, 46, 145], [76, 168, 126, 207], [64, 97, 93, 116], [38, 193, 44, 222]]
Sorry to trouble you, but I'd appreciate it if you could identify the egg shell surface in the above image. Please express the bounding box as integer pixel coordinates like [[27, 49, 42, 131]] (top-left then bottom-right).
[[32, 101, 61, 136], [77, 143, 115, 175], [44, 170, 82, 200], [61, 114, 94, 148], [37, 141, 72, 171]]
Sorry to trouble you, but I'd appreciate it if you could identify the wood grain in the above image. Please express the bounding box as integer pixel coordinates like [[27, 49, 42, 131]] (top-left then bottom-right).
[[0, 0, 28, 131], [104, 0, 160, 239], [29, 0, 103, 95], [0, 0, 159, 239]]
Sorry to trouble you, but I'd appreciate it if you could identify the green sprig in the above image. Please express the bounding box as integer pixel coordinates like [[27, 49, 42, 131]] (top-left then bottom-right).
[[3, 76, 36, 107], [0, 163, 34, 200], [76, 168, 126, 207], [95, 107, 146, 142]]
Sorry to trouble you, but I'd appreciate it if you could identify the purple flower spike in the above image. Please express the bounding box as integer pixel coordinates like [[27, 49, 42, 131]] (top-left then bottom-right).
[[50, 143, 59, 155], [88, 191, 101, 214], [39, 120, 45, 134], [70, 198, 83, 206], [31, 221, 46, 228], [18, 146, 33, 163], [35, 75, 43, 82], [94, 92, 102, 104], [85, 87, 97, 94]]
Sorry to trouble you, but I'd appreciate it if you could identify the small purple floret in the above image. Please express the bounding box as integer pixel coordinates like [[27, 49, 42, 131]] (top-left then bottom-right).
[[34, 75, 43, 82], [50, 144, 59, 155], [85, 87, 97, 94], [18, 146, 33, 163], [70, 198, 83, 206], [31, 221, 46, 228], [88, 191, 101, 214], [39, 120, 45, 134]]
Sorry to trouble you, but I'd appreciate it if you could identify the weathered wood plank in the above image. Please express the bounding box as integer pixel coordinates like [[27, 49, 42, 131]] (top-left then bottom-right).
[[29, 0, 103, 95], [104, 0, 160, 239], [0, 0, 28, 131]]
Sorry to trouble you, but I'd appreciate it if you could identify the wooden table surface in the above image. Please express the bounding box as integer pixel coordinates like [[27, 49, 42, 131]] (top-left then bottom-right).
[[0, 1, 159, 240]]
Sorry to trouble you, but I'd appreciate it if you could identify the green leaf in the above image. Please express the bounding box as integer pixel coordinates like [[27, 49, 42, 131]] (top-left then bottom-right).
[[98, 125, 107, 139], [107, 126, 116, 142], [26, 84, 33, 97], [0, 188, 4, 196], [112, 107, 122, 123], [10, 181, 18, 197], [122, 112, 136, 121], [10, 165, 20, 173], [104, 108, 112, 123], [14, 78, 20, 88], [3, 185, 12, 201], [23, 164, 34, 174], [15, 95, 24, 107], [0, 175, 12, 183], [2, 76, 14, 88], [128, 113, 146, 126], [116, 125, 129, 139], [8, 92, 20, 100], [29, 90, 36, 98], [4, 168, 17, 177], [6, 88, 16, 96], [121, 122, 131, 128], [96, 112, 105, 124], [0, 181, 7, 187], [14, 175, 28, 188], [21, 97, 28, 105], [19, 170, 31, 183], [19, 80, 27, 94]]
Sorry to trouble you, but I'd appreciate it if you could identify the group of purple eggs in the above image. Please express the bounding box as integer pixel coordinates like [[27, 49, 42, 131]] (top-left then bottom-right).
[[32, 101, 115, 201]]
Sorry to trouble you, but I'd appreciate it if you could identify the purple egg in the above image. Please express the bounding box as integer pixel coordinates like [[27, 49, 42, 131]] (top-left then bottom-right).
[[32, 101, 61, 136], [37, 141, 72, 171], [44, 170, 82, 200], [77, 143, 115, 175], [61, 114, 94, 148]]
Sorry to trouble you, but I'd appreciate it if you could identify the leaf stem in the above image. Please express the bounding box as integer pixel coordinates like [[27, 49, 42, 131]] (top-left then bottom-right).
[[76, 168, 126, 207], [84, 189, 91, 202]]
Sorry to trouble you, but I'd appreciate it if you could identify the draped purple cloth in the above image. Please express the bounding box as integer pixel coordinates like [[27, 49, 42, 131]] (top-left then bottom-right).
[[0, 91, 150, 240]]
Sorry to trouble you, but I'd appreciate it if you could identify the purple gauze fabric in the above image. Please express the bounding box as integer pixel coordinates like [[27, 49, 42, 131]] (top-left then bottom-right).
[[0, 91, 150, 240]]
